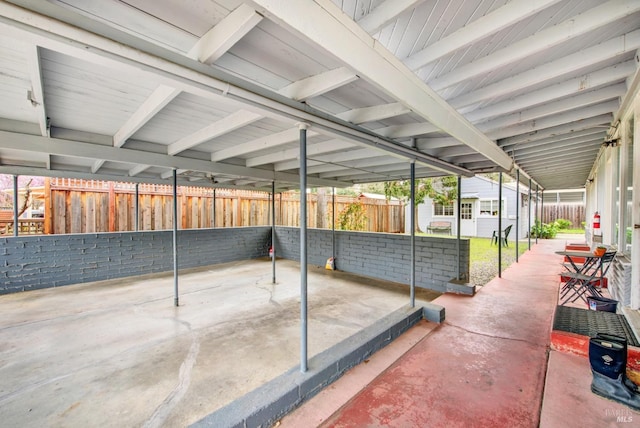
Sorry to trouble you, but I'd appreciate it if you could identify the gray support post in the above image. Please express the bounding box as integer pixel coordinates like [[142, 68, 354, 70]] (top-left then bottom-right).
[[173, 169, 179, 307], [332, 187, 336, 263], [541, 190, 545, 230], [12, 175, 18, 237], [515, 169, 519, 262], [135, 183, 139, 231], [212, 188, 216, 228], [272, 181, 276, 284], [299, 124, 308, 373], [498, 172, 503, 278], [456, 175, 462, 280], [536, 184, 542, 244], [410, 161, 416, 308], [528, 179, 532, 250]]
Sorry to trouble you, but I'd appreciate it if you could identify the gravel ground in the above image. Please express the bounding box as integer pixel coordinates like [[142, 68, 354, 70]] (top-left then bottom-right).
[[469, 249, 522, 288], [469, 234, 585, 288]]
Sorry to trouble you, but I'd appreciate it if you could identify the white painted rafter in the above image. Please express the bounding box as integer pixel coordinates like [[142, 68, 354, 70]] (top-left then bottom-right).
[[212, 127, 318, 162], [513, 141, 601, 161], [464, 61, 637, 121], [477, 84, 627, 132], [25, 44, 48, 137], [449, 29, 640, 109], [405, 0, 562, 70], [0, 130, 348, 188], [0, 2, 470, 178], [128, 164, 150, 177], [376, 123, 438, 138], [114, 85, 181, 148], [168, 110, 263, 156], [500, 129, 606, 152], [337, 102, 411, 124], [487, 100, 620, 140], [160, 169, 187, 179], [92, 85, 181, 173], [357, 0, 424, 34], [429, 0, 640, 91], [510, 137, 604, 158], [188, 4, 263, 64], [275, 148, 381, 172], [252, 0, 513, 170], [278, 67, 358, 101], [319, 158, 406, 178], [246, 138, 348, 167], [497, 114, 613, 146]]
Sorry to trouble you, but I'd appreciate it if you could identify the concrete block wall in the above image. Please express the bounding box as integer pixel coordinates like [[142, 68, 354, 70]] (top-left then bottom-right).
[[0, 227, 271, 294], [274, 227, 469, 293]]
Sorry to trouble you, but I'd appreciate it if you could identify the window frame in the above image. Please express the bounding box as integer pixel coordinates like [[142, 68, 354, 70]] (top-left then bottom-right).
[[478, 198, 506, 217], [433, 201, 454, 217]]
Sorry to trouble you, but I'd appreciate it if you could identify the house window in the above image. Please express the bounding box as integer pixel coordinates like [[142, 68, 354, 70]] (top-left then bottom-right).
[[479, 199, 505, 216], [433, 202, 454, 216], [461, 202, 473, 220]]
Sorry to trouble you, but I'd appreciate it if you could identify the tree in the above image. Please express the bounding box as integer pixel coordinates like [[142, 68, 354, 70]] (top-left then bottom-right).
[[0, 175, 43, 209], [384, 176, 458, 231]]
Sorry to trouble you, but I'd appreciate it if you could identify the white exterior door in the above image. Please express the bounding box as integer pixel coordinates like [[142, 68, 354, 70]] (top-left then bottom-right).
[[460, 200, 476, 236]]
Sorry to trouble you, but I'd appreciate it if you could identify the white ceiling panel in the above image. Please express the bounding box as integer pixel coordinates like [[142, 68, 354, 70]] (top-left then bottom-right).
[[0, 0, 637, 190]]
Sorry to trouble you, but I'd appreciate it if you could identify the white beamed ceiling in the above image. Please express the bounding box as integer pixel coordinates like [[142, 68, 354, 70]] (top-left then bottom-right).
[[0, 0, 637, 190]]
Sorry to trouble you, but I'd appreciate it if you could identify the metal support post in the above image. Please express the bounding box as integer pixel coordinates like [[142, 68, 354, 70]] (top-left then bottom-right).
[[12, 175, 18, 237], [173, 169, 179, 307], [212, 188, 216, 228], [528, 179, 532, 250], [331, 187, 336, 264], [534, 184, 542, 244], [299, 124, 308, 373], [272, 181, 276, 284], [135, 183, 139, 231], [456, 175, 462, 280], [515, 169, 519, 262], [498, 172, 503, 278], [410, 161, 416, 308]]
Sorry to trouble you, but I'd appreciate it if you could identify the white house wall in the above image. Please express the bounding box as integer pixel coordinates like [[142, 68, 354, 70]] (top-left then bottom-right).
[[406, 176, 531, 240], [587, 87, 640, 310]]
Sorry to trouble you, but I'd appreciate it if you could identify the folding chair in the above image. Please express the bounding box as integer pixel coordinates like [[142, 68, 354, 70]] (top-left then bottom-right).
[[561, 251, 616, 305]]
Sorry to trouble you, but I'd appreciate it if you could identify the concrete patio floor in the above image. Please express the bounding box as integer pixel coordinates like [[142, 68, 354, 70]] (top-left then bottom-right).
[[0, 258, 439, 427], [280, 238, 640, 427]]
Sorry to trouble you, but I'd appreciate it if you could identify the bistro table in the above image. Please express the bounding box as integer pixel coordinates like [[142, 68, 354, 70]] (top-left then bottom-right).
[[555, 250, 606, 305]]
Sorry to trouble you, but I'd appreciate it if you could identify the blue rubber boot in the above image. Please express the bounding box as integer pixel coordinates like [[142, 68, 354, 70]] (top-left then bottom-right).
[[590, 337, 640, 411]]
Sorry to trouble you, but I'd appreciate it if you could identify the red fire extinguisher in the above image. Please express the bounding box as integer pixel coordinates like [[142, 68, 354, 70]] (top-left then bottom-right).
[[593, 211, 600, 231]]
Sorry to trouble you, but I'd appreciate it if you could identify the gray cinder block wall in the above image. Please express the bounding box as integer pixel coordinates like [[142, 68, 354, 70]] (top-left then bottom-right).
[[1, 226, 469, 295], [274, 227, 470, 293], [0, 227, 271, 294]]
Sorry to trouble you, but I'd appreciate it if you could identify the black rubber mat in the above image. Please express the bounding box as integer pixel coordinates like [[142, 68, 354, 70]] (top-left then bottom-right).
[[553, 306, 640, 347]]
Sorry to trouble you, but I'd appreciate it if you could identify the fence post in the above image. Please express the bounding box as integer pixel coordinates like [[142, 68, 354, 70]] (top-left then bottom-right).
[[108, 181, 115, 232]]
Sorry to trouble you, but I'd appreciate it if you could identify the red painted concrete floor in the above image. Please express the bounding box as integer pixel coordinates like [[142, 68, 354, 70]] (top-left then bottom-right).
[[280, 239, 640, 427]]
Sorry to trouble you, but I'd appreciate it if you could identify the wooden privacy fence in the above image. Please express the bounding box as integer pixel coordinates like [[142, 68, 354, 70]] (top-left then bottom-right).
[[44, 178, 405, 234], [542, 203, 585, 228]]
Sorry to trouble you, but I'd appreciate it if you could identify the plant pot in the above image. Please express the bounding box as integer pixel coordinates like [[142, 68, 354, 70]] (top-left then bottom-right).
[[594, 248, 606, 257]]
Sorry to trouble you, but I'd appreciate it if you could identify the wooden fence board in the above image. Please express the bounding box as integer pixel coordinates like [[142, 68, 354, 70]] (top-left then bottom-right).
[[44, 178, 405, 234]]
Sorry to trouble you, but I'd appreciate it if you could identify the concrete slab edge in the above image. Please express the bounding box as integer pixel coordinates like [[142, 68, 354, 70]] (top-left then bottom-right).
[[445, 279, 476, 296], [190, 303, 445, 428]]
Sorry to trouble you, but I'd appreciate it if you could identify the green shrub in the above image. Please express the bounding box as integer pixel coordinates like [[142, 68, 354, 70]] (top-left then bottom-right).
[[530, 220, 559, 239], [336, 202, 368, 231], [555, 218, 572, 229]]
